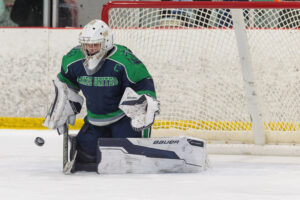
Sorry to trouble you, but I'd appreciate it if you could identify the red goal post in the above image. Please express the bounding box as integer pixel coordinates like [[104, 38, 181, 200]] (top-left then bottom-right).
[[102, 1, 300, 24], [101, 1, 300, 153]]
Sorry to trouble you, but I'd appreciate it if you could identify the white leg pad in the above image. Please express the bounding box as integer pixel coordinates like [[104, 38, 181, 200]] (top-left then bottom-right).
[[97, 136, 207, 174]]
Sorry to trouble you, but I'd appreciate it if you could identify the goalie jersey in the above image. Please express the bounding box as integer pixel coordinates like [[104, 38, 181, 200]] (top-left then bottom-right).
[[58, 44, 156, 126]]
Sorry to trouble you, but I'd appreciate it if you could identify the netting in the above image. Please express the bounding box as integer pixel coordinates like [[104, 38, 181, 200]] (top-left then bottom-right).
[[103, 2, 300, 144]]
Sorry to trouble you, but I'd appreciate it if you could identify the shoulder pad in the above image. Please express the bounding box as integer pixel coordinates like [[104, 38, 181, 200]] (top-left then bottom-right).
[[62, 46, 84, 73], [108, 44, 152, 83]]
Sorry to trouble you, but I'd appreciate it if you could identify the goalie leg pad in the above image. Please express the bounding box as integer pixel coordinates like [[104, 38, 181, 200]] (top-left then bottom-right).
[[97, 136, 207, 174]]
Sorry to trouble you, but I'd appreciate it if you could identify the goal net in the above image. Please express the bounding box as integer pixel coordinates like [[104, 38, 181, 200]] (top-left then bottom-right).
[[102, 1, 300, 149]]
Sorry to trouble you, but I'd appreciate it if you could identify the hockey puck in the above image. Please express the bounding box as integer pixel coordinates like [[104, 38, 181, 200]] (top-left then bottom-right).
[[35, 137, 45, 146]]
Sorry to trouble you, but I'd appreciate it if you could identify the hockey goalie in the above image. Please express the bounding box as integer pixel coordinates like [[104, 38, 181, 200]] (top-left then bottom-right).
[[43, 19, 207, 174]]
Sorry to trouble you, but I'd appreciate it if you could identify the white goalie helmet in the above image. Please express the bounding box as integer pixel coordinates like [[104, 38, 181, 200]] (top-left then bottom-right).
[[79, 19, 113, 74]]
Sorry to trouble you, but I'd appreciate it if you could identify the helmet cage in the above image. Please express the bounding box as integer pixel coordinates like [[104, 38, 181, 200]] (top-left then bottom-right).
[[78, 20, 113, 74], [81, 42, 103, 57]]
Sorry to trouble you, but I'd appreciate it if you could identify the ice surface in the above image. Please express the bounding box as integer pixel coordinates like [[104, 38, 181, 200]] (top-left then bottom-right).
[[1, 129, 300, 200]]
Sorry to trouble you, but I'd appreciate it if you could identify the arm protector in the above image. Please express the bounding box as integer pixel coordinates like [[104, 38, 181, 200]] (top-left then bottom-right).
[[119, 87, 160, 131], [43, 77, 84, 134]]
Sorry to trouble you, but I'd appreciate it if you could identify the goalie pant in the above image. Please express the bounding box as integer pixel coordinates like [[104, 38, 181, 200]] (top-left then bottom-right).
[[75, 116, 151, 159]]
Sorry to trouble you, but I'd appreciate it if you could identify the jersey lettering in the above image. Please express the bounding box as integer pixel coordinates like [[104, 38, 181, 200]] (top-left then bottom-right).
[[77, 76, 118, 87], [77, 76, 92, 86]]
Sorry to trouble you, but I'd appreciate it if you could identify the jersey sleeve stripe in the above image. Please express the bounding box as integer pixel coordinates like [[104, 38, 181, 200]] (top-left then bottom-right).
[[136, 90, 156, 98], [57, 73, 79, 90]]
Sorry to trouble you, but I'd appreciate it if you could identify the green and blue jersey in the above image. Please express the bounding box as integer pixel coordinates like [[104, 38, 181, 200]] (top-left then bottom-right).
[[58, 44, 156, 126]]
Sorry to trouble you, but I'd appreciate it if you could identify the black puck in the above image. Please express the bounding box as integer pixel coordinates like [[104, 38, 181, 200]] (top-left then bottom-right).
[[35, 137, 45, 146]]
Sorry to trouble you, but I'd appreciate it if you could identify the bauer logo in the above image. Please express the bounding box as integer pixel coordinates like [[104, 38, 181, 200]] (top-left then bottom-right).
[[127, 96, 137, 100], [153, 140, 179, 144]]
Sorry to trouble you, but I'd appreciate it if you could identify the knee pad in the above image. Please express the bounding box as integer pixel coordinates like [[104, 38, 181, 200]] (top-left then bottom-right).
[[77, 149, 97, 163], [72, 149, 98, 173], [70, 134, 96, 163], [70, 136, 98, 173]]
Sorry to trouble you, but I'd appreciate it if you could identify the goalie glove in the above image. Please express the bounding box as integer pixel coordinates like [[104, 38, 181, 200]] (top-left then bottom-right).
[[119, 87, 160, 131], [43, 77, 84, 134]]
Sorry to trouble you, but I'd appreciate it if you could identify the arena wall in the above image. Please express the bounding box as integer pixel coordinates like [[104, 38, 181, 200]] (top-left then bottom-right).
[[0, 28, 81, 128], [0, 28, 299, 130]]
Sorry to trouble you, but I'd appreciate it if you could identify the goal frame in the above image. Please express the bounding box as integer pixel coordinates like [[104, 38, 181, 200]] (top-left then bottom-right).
[[102, 1, 300, 25], [101, 1, 300, 150]]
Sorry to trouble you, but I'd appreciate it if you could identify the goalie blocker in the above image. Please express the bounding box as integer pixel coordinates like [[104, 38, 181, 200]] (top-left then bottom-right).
[[69, 136, 207, 174]]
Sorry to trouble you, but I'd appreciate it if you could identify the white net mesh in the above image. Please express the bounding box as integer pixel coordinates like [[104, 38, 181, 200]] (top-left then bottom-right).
[[105, 3, 300, 144]]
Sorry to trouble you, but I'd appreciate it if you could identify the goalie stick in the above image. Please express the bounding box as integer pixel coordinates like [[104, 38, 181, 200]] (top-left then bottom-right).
[[62, 123, 68, 169], [63, 151, 77, 174], [61, 123, 78, 174]]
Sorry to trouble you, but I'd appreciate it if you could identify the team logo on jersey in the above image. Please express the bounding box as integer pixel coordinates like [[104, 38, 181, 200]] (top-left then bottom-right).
[[77, 76, 118, 87], [114, 64, 122, 72]]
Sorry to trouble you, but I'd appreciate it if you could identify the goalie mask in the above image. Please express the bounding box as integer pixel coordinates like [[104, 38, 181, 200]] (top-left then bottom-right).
[[79, 19, 113, 75]]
